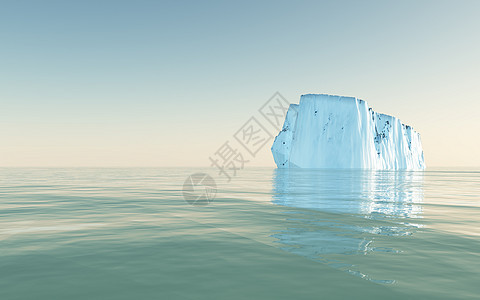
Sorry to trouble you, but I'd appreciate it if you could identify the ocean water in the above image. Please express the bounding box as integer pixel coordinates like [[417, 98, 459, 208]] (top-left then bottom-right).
[[0, 167, 479, 299]]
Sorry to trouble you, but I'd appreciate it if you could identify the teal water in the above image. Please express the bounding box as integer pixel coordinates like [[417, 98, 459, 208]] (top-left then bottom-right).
[[0, 168, 479, 299]]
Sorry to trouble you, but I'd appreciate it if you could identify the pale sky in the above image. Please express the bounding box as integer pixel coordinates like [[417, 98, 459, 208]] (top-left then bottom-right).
[[1, 0, 479, 167]]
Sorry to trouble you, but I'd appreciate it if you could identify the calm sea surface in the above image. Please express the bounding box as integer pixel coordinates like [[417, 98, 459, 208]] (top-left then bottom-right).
[[0, 167, 479, 299]]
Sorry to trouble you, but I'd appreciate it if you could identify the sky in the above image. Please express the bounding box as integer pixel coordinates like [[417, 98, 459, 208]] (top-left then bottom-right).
[[1, 0, 479, 167]]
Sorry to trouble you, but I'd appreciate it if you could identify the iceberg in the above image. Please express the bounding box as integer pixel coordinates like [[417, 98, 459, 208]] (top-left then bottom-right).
[[271, 94, 425, 169]]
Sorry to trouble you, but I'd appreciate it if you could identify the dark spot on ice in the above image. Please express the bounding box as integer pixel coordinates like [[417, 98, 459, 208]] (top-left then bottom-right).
[[283, 142, 285, 144]]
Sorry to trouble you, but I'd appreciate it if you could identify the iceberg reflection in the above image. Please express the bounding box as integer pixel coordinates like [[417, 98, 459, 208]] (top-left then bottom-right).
[[271, 169, 424, 282]]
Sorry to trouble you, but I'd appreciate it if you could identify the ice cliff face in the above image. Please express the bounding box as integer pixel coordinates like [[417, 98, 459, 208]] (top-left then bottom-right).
[[271, 94, 425, 169]]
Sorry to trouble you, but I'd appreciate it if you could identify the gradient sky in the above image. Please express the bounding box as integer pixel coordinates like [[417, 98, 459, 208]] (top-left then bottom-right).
[[1, 0, 479, 167]]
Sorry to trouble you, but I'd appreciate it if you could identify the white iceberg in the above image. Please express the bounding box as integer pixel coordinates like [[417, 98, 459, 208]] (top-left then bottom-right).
[[271, 94, 425, 169]]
